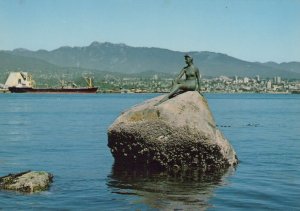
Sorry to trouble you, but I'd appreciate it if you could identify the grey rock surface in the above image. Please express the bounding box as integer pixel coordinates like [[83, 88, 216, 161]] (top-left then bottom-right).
[[0, 170, 53, 193], [108, 91, 238, 172]]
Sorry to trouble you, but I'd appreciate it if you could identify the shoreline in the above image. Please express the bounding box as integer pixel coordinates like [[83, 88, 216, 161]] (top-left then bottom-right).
[[0, 90, 297, 95]]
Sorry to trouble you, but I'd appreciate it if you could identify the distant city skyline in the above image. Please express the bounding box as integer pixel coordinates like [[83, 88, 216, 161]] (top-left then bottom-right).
[[0, 0, 299, 63]]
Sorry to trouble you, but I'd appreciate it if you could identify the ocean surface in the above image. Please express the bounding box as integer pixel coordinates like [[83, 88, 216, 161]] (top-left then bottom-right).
[[0, 93, 299, 210]]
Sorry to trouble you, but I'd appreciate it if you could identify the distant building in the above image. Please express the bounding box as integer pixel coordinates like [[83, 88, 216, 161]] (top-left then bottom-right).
[[153, 74, 158, 80], [274, 76, 281, 84], [219, 75, 231, 82], [256, 75, 260, 82], [4, 72, 33, 88], [234, 76, 238, 83], [266, 80, 272, 89], [243, 77, 249, 83]]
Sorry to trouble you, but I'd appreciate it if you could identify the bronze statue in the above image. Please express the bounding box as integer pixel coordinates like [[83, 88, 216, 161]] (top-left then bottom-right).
[[155, 54, 201, 105]]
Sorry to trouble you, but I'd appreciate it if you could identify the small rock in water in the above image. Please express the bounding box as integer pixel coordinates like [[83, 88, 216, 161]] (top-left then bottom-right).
[[0, 170, 53, 193]]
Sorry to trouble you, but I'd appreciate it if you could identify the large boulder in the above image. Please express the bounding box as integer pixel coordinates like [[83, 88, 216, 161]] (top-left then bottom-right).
[[108, 91, 238, 172], [0, 170, 53, 193]]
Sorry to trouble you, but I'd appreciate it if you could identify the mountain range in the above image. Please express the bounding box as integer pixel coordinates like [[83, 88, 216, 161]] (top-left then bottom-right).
[[1, 41, 300, 82]]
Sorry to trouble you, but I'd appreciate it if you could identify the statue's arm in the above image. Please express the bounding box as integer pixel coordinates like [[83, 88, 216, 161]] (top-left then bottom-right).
[[174, 68, 185, 83], [196, 68, 201, 91]]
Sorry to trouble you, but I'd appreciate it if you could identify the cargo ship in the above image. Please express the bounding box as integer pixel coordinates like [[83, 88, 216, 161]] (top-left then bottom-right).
[[6, 72, 98, 94], [8, 86, 98, 93]]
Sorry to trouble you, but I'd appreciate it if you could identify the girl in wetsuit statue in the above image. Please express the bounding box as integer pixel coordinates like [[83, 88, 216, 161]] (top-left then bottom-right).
[[155, 54, 201, 106]]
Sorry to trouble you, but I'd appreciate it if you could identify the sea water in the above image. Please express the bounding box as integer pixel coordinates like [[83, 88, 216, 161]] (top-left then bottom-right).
[[0, 93, 299, 210]]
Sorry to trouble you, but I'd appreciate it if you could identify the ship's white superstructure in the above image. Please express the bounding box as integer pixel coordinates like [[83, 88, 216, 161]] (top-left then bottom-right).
[[4, 72, 33, 88]]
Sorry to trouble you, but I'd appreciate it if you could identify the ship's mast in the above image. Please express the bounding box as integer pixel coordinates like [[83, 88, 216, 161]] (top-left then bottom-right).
[[84, 77, 94, 88]]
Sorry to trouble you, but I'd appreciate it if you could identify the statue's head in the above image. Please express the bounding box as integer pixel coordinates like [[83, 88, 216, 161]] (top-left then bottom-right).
[[184, 54, 193, 63]]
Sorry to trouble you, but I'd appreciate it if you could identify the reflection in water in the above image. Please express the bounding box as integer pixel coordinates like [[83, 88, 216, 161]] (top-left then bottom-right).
[[107, 164, 236, 210]]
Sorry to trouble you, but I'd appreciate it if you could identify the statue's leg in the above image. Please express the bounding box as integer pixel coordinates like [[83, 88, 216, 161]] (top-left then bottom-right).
[[155, 85, 180, 106], [168, 85, 181, 98]]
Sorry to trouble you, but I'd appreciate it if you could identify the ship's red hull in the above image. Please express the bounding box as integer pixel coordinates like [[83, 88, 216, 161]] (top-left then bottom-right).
[[8, 87, 98, 94]]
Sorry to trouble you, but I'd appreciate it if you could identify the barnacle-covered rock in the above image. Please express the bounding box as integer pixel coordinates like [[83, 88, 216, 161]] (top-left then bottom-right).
[[108, 91, 238, 172]]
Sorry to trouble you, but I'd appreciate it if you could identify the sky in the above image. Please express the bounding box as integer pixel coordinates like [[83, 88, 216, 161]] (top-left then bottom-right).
[[0, 0, 299, 63]]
